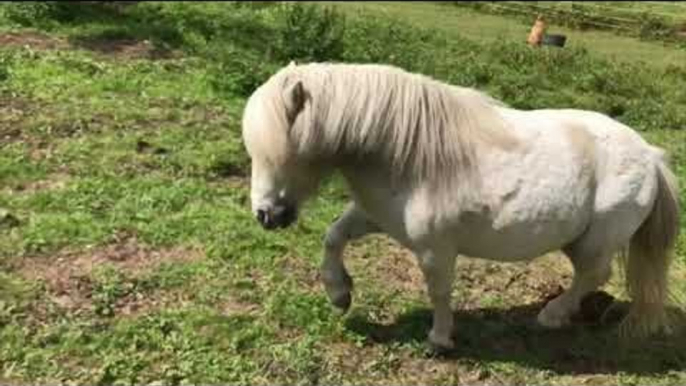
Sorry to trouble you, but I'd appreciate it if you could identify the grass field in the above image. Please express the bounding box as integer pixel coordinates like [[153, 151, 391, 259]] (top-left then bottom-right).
[[1, 2, 685, 385], [329, 2, 686, 69]]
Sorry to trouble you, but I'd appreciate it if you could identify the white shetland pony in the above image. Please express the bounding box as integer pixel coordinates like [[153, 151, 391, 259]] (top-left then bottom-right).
[[241, 61, 681, 350]]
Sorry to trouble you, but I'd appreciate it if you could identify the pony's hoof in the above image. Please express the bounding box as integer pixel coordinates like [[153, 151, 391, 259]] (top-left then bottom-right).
[[425, 341, 455, 358], [331, 292, 352, 314], [428, 331, 455, 355], [537, 307, 570, 329], [427, 344, 454, 359]]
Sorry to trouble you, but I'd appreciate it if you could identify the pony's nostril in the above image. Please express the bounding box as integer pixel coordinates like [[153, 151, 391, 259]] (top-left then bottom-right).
[[281, 205, 297, 226], [271, 204, 297, 228], [256, 209, 267, 225], [256, 205, 295, 230]]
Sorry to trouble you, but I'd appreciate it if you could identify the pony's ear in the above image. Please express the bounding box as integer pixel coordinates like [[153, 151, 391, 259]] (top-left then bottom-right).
[[283, 80, 306, 123]]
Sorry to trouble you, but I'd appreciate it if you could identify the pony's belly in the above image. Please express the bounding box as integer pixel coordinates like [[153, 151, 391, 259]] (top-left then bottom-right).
[[455, 215, 588, 261]]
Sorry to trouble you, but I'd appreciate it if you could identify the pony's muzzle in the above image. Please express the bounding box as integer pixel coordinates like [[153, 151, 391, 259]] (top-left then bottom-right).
[[256, 204, 297, 230]]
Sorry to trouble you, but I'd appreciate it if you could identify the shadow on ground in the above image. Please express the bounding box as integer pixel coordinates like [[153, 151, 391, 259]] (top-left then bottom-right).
[[346, 300, 686, 376]]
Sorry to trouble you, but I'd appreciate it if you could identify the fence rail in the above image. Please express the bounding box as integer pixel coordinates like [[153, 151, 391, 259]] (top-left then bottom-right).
[[479, 2, 639, 31], [538, 2, 686, 23]]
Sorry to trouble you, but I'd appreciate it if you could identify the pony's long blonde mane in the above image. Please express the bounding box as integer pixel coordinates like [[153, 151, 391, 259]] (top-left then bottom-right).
[[260, 62, 519, 186]]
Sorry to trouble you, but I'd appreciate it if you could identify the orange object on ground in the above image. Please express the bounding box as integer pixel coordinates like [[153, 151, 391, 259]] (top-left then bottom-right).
[[527, 14, 547, 46]]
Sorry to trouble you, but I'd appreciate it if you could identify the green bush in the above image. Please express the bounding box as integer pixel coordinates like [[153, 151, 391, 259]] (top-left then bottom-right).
[[3, 2, 59, 27], [274, 3, 346, 63], [2, 2, 125, 26], [207, 45, 279, 98], [639, 14, 675, 41], [341, 14, 442, 73]]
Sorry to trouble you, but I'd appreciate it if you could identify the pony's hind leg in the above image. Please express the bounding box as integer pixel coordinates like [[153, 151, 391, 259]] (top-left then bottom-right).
[[537, 222, 618, 328], [538, 189, 654, 329], [537, 248, 613, 328], [321, 203, 379, 313]]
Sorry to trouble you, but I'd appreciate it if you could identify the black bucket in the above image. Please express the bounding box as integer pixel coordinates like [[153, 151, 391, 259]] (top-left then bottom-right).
[[542, 34, 567, 47]]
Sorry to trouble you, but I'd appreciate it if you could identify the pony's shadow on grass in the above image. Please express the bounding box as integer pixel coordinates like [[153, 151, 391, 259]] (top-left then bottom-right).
[[345, 301, 686, 375]]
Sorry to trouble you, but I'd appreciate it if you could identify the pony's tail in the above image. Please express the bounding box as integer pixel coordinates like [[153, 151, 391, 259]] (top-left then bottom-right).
[[618, 157, 681, 339]]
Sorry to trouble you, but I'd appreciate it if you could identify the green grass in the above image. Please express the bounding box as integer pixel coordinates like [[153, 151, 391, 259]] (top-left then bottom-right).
[[1, 2, 685, 385]]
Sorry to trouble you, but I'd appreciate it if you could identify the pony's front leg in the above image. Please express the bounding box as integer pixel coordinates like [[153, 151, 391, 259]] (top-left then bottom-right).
[[417, 248, 457, 351], [321, 203, 379, 313]]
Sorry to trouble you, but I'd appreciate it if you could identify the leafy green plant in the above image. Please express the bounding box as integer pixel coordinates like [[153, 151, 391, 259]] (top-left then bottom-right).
[[3, 2, 58, 27], [2, 2, 124, 26], [275, 3, 346, 62], [207, 45, 279, 98], [341, 14, 441, 73], [639, 13, 675, 41], [92, 266, 130, 317]]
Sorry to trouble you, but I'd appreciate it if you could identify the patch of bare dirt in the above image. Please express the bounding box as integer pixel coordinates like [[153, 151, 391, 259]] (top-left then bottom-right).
[[0, 31, 181, 61], [0, 31, 69, 50], [116, 288, 193, 317], [20, 234, 202, 277], [3, 173, 70, 195], [0, 95, 35, 144], [16, 234, 204, 316], [48, 111, 120, 138], [220, 295, 261, 316], [455, 253, 573, 309], [69, 37, 181, 60], [347, 235, 426, 295], [321, 341, 497, 386]]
